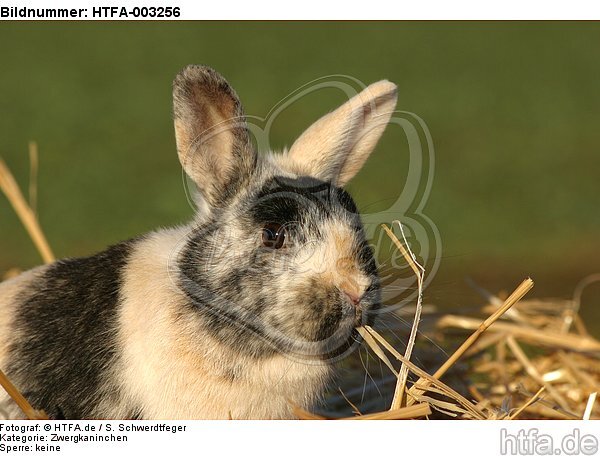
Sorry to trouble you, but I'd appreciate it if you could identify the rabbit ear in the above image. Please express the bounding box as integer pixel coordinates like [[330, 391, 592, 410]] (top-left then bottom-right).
[[287, 80, 397, 187], [173, 65, 257, 207]]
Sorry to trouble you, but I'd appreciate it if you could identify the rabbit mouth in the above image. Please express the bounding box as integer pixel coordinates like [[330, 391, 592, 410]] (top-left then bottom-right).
[[312, 300, 370, 344]]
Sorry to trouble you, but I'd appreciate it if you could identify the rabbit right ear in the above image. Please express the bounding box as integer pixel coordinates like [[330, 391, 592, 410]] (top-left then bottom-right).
[[287, 80, 397, 187], [173, 65, 257, 207]]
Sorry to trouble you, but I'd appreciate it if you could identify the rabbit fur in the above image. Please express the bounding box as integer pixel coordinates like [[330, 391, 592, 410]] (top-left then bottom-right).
[[0, 65, 397, 419]]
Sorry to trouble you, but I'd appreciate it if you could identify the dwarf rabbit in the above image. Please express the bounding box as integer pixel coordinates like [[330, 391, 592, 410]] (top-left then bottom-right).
[[0, 65, 397, 419]]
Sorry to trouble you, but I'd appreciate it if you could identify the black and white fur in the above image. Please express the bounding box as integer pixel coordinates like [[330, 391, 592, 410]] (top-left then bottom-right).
[[0, 65, 397, 419]]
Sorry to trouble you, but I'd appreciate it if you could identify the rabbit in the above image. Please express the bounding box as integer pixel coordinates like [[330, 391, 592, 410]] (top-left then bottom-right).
[[0, 65, 397, 419]]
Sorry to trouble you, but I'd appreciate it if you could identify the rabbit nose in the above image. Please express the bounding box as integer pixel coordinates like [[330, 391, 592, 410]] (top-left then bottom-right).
[[343, 290, 362, 307]]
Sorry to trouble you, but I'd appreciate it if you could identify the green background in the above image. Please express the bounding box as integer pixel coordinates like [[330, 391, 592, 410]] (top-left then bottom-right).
[[1, 22, 599, 320]]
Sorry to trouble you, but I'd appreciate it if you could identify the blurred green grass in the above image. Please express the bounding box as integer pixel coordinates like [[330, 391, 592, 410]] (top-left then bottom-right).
[[1, 22, 599, 306]]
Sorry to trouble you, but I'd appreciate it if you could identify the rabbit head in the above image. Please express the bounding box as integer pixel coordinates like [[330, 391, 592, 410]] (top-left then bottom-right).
[[173, 65, 397, 362]]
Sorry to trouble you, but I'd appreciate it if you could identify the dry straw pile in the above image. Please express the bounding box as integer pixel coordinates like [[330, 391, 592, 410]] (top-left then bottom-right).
[[439, 274, 600, 419], [1, 147, 598, 420]]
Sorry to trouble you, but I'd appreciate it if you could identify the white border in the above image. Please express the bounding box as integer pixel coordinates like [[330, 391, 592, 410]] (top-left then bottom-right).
[[1, 420, 600, 456], [1, 0, 600, 20]]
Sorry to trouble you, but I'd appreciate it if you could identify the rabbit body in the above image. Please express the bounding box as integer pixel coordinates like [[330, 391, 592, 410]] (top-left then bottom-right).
[[0, 66, 397, 419]]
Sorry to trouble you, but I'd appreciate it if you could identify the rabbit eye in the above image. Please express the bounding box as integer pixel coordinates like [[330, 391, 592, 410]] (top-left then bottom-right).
[[262, 223, 287, 250]]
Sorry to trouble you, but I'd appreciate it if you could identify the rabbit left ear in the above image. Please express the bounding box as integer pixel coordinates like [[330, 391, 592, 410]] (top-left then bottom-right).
[[287, 80, 397, 187], [173, 65, 257, 207]]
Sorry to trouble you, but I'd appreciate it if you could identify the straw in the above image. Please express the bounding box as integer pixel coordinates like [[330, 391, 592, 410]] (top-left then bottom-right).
[[405, 278, 534, 407], [381, 222, 425, 408], [0, 368, 48, 420], [0, 157, 55, 263]]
